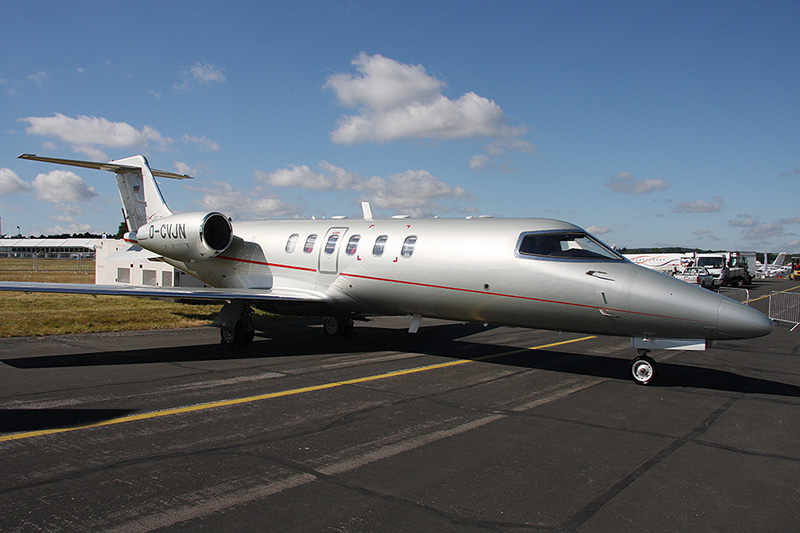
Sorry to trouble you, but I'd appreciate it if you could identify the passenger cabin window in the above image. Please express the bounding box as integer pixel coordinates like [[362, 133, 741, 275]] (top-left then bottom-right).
[[400, 236, 417, 258], [285, 233, 299, 253], [303, 234, 317, 253], [345, 235, 360, 255], [324, 234, 340, 255], [517, 231, 623, 261], [373, 235, 388, 256]]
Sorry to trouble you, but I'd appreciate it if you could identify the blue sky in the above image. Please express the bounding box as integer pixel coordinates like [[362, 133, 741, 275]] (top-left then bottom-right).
[[1, 1, 798, 251]]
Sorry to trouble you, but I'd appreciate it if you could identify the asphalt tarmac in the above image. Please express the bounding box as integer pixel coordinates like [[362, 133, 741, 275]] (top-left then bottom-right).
[[0, 279, 798, 532]]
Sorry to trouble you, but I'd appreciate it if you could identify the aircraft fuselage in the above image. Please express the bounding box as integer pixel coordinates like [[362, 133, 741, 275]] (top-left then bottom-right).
[[167, 217, 771, 341]]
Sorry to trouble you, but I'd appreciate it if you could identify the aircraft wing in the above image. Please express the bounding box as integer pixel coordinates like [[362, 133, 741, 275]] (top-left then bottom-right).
[[0, 281, 327, 303]]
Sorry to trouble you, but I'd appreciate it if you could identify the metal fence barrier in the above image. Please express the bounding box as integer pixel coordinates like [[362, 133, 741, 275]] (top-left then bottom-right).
[[718, 287, 750, 305], [0, 257, 94, 273], [768, 291, 800, 331]]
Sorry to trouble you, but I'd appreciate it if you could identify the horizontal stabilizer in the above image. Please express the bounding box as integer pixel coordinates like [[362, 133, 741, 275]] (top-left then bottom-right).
[[18, 154, 193, 180]]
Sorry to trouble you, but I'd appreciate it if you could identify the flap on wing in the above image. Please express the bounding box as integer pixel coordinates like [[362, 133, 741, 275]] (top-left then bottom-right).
[[0, 281, 327, 303]]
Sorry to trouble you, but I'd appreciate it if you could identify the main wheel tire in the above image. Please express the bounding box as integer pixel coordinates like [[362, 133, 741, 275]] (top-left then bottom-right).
[[220, 314, 255, 347], [235, 316, 255, 347], [630, 355, 658, 385], [324, 316, 353, 337], [220, 325, 237, 345]]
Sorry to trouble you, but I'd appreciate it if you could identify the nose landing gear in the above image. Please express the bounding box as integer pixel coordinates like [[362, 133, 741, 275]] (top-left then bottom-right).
[[630, 350, 658, 385]]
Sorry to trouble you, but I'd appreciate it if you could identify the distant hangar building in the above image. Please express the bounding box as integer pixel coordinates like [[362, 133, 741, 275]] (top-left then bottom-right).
[[0, 237, 203, 288], [0, 237, 100, 259]]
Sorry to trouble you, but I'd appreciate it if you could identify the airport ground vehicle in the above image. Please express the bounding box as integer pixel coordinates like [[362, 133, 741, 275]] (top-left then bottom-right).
[[674, 267, 714, 289], [695, 252, 749, 287]]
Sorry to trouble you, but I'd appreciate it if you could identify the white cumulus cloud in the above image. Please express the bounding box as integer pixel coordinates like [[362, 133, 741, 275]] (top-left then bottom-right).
[[744, 223, 784, 241], [0, 168, 30, 194], [605, 172, 669, 194], [674, 197, 724, 213], [182, 134, 220, 151], [255, 161, 469, 216], [192, 181, 297, 219], [586, 225, 611, 235], [19, 113, 174, 159], [325, 53, 525, 146], [176, 62, 226, 90], [32, 170, 98, 204]]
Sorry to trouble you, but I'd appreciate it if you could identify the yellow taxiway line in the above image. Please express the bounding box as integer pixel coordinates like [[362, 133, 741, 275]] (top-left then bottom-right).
[[748, 284, 800, 303], [0, 335, 596, 443]]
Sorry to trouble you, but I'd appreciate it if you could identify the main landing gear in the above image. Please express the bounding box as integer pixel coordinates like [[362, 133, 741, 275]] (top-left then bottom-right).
[[218, 304, 255, 347], [630, 350, 658, 385], [323, 315, 354, 337]]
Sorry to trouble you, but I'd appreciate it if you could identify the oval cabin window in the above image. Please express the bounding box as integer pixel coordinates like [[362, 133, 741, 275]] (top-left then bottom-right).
[[401, 236, 417, 258], [285, 234, 299, 253], [373, 235, 388, 256], [303, 234, 317, 253], [345, 235, 360, 255]]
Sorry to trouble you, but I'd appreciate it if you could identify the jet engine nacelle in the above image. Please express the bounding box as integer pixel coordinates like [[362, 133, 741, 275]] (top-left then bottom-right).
[[136, 211, 233, 262]]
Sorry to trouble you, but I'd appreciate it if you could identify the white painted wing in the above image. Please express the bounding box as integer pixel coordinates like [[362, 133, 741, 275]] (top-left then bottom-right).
[[0, 281, 327, 303]]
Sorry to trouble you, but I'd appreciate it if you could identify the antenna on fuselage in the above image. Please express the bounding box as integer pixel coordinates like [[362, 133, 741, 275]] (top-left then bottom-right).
[[361, 201, 374, 221]]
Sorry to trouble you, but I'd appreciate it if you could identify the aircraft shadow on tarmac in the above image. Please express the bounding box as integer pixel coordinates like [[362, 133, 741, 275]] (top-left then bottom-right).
[[0, 408, 137, 433], [3, 322, 798, 400]]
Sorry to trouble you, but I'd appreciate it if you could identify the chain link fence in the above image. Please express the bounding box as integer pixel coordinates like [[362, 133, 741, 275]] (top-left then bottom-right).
[[0, 256, 95, 273]]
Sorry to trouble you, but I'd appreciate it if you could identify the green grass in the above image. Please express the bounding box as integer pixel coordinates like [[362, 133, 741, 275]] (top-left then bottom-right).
[[0, 259, 275, 338]]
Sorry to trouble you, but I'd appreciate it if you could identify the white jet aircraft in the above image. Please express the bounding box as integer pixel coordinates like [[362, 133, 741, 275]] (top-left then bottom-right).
[[0, 154, 773, 385], [757, 252, 790, 277]]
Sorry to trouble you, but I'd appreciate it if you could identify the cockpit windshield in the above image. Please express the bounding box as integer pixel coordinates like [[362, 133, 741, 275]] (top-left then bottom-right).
[[517, 231, 624, 261]]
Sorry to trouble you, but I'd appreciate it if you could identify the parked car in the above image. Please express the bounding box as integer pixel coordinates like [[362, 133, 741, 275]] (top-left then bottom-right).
[[675, 267, 715, 289]]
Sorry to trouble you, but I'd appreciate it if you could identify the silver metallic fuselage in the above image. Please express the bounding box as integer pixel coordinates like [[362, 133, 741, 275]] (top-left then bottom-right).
[[170, 217, 772, 341]]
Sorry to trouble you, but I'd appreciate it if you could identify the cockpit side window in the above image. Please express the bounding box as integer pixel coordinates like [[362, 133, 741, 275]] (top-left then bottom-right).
[[517, 231, 623, 261]]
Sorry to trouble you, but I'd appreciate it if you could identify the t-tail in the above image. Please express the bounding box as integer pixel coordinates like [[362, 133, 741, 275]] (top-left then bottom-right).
[[18, 153, 234, 262], [18, 153, 188, 232]]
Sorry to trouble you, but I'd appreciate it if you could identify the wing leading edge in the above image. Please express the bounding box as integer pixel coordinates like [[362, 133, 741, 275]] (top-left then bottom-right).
[[0, 281, 327, 302]]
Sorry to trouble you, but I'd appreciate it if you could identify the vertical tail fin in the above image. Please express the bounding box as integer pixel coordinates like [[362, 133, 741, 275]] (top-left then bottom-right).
[[109, 155, 173, 227]]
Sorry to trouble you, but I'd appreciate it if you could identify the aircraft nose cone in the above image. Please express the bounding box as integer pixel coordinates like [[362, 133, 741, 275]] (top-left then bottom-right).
[[717, 297, 773, 339]]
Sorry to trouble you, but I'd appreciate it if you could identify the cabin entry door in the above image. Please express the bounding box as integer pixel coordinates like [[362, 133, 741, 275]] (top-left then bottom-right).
[[318, 227, 348, 274]]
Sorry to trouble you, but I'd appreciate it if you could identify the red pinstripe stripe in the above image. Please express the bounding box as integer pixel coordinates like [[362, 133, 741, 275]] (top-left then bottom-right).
[[219, 255, 316, 273], [218, 255, 698, 323]]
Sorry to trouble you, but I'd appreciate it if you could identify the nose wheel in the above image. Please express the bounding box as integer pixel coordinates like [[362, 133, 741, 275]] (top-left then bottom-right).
[[630, 350, 658, 385]]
